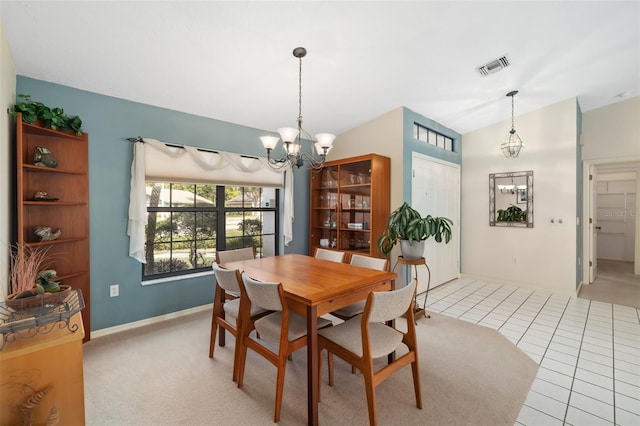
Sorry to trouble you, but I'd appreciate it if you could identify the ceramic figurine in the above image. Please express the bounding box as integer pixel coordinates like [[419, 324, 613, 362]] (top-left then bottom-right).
[[33, 146, 57, 167], [33, 190, 49, 200], [34, 226, 62, 241]]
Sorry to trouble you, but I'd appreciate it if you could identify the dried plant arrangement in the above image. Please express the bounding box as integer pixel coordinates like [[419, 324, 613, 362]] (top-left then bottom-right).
[[8, 242, 55, 299]]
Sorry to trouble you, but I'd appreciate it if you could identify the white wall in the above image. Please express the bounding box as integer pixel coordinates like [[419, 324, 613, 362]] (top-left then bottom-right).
[[582, 96, 640, 162], [328, 107, 404, 210], [0, 21, 16, 298], [461, 98, 579, 296]]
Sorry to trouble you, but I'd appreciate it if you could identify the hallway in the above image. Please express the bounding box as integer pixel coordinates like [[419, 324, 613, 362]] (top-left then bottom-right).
[[579, 260, 640, 309]]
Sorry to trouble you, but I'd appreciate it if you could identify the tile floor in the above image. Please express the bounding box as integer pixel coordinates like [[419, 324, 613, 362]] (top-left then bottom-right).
[[419, 277, 640, 426]]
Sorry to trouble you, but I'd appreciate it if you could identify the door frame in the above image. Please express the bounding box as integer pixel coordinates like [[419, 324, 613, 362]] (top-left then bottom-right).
[[583, 158, 640, 283]]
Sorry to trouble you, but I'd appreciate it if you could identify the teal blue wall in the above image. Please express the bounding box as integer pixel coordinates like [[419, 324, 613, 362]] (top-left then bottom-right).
[[401, 107, 462, 202], [576, 101, 583, 288], [16, 76, 309, 331]]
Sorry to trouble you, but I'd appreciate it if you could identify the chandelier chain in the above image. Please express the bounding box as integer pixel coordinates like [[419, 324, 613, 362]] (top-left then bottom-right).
[[298, 55, 303, 127], [511, 93, 515, 131]]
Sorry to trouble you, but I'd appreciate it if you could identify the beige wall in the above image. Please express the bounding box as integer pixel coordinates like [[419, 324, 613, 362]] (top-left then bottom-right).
[[1, 22, 16, 298], [328, 107, 404, 210], [582, 96, 640, 162], [461, 98, 579, 296]]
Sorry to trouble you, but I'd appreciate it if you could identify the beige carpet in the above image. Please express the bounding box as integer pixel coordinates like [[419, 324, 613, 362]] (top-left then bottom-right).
[[579, 259, 640, 308], [83, 309, 538, 425]]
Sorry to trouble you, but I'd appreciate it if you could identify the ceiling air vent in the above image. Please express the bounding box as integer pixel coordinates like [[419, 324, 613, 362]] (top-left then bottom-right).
[[476, 55, 510, 76]]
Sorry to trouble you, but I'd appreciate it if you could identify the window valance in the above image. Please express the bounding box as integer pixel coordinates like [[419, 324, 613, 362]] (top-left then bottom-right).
[[127, 138, 293, 263]]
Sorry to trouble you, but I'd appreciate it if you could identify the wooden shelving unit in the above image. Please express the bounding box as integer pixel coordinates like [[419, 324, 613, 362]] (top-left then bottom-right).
[[309, 154, 390, 258], [15, 113, 91, 341]]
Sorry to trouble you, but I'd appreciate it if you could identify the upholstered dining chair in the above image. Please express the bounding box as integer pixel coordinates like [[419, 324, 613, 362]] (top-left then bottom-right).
[[318, 281, 421, 426], [331, 254, 389, 321], [209, 264, 268, 381], [212, 247, 256, 347], [236, 273, 333, 423], [313, 247, 346, 263]]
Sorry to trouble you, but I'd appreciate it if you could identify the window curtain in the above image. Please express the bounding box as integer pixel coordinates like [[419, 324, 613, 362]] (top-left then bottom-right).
[[127, 138, 293, 263]]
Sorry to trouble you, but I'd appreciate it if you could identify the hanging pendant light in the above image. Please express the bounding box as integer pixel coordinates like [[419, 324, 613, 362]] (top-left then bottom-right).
[[501, 90, 525, 158], [260, 47, 335, 170]]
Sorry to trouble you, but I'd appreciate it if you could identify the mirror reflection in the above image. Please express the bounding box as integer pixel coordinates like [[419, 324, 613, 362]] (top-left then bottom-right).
[[489, 171, 533, 227]]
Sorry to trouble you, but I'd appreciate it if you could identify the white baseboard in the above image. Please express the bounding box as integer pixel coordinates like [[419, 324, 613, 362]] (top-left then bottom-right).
[[90, 303, 212, 339]]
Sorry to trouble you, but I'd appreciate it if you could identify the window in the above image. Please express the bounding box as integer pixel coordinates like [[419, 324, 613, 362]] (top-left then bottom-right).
[[143, 183, 279, 280], [413, 123, 454, 152]]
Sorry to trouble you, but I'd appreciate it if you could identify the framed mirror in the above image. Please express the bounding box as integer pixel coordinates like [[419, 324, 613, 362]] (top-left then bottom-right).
[[489, 170, 533, 227]]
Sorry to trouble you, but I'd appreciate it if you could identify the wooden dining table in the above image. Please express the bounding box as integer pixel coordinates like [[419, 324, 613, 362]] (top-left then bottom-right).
[[220, 253, 397, 426]]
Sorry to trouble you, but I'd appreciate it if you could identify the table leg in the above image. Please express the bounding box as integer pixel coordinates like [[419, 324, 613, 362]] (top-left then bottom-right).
[[307, 304, 319, 426]]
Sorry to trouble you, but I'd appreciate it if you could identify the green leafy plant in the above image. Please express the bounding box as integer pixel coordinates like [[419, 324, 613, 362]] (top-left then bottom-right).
[[8, 94, 83, 135], [497, 205, 527, 222], [377, 202, 453, 257]]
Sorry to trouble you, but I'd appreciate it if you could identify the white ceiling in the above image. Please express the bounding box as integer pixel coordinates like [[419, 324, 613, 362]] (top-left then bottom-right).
[[1, 1, 638, 137]]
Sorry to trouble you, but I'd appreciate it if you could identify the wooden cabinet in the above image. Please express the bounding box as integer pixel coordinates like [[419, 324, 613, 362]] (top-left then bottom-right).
[[0, 313, 85, 425], [309, 154, 390, 258], [15, 113, 90, 340]]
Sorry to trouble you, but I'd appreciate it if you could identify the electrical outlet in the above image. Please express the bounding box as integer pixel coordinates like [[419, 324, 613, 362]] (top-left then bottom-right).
[[110, 284, 119, 297]]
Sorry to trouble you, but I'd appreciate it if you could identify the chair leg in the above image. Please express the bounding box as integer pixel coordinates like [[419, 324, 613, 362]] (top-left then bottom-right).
[[231, 336, 239, 382], [236, 334, 249, 389], [351, 365, 357, 374], [273, 353, 288, 423], [218, 320, 226, 346], [362, 365, 378, 426], [209, 313, 218, 358], [411, 358, 423, 409], [231, 319, 241, 382]]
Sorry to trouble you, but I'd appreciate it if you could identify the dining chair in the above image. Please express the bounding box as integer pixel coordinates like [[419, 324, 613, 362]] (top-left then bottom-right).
[[318, 281, 421, 426], [313, 247, 346, 263], [213, 246, 256, 347], [330, 254, 389, 321], [209, 264, 268, 381], [236, 273, 333, 423]]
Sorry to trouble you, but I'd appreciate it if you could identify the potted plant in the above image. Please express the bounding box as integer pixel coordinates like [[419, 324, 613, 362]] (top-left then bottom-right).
[[5, 242, 69, 308], [497, 205, 527, 222], [377, 202, 453, 259], [8, 94, 83, 136]]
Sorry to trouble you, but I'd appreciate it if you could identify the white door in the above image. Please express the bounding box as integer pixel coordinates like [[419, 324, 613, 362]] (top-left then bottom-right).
[[411, 153, 460, 292]]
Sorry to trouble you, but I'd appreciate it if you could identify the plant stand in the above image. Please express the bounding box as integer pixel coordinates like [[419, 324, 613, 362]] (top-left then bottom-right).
[[393, 256, 431, 321]]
